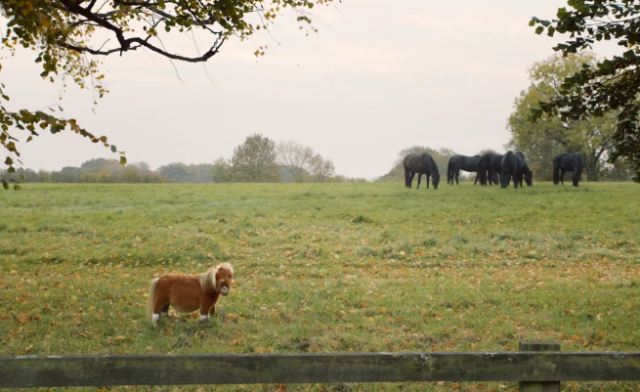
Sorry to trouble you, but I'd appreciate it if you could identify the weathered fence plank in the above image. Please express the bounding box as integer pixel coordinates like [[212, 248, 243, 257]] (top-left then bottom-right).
[[519, 341, 561, 392], [3, 351, 640, 388]]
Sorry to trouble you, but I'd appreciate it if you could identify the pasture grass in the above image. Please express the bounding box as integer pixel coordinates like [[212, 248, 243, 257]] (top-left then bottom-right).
[[1, 182, 640, 392]]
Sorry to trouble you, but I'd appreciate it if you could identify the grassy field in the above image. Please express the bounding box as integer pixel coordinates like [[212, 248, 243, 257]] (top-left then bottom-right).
[[1, 181, 640, 392]]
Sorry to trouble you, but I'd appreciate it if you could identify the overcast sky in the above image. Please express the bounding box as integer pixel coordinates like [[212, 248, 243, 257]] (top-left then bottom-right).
[[1, 0, 621, 180]]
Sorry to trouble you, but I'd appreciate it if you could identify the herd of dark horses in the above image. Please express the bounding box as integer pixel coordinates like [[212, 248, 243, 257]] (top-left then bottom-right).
[[403, 151, 586, 190]]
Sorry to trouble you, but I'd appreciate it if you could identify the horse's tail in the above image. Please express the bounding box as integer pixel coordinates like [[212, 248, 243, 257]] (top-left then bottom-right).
[[447, 159, 453, 185], [146, 278, 159, 323]]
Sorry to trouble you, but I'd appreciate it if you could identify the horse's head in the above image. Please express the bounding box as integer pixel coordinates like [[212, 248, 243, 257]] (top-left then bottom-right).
[[432, 174, 440, 190], [524, 169, 533, 186], [215, 263, 234, 296]]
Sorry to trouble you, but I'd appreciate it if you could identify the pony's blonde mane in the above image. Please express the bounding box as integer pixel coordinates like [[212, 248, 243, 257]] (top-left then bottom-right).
[[199, 263, 234, 293]]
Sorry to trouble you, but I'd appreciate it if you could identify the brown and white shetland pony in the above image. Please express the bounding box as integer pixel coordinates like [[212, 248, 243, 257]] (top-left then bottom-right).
[[145, 263, 234, 326]]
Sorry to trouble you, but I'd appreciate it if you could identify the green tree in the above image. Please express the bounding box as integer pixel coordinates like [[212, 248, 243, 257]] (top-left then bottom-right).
[[142, 172, 164, 183], [531, 1, 640, 182], [79, 172, 98, 183], [130, 162, 151, 173], [507, 52, 617, 181], [118, 166, 143, 183], [277, 140, 314, 182], [601, 160, 635, 182], [80, 158, 124, 178], [210, 158, 233, 183], [231, 134, 280, 183], [0, 0, 335, 189], [38, 169, 52, 183], [51, 166, 81, 182], [157, 163, 190, 182], [307, 153, 335, 182], [96, 170, 112, 183]]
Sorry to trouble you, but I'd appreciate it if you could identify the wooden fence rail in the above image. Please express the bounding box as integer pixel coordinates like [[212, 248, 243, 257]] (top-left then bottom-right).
[[2, 341, 640, 389]]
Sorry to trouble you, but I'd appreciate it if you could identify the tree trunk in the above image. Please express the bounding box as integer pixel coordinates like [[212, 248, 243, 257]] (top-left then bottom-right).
[[585, 148, 604, 182]]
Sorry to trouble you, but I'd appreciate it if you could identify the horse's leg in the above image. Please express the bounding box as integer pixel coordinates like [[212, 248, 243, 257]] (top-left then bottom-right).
[[161, 304, 170, 318], [427, 175, 430, 189], [474, 174, 478, 185], [560, 169, 566, 185], [455, 170, 459, 185], [416, 174, 421, 189], [409, 172, 416, 188]]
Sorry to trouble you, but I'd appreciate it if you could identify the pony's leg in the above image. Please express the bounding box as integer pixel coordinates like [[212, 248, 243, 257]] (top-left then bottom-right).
[[560, 169, 565, 185], [199, 308, 210, 322], [427, 175, 430, 189], [153, 298, 170, 326], [474, 174, 478, 185], [455, 171, 459, 185], [417, 174, 421, 189], [200, 298, 218, 322]]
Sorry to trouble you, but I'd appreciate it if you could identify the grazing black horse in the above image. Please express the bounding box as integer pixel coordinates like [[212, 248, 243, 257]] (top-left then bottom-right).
[[447, 154, 481, 185], [515, 151, 533, 187], [478, 152, 503, 186], [403, 153, 440, 190], [500, 151, 532, 188], [553, 153, 585, 187]]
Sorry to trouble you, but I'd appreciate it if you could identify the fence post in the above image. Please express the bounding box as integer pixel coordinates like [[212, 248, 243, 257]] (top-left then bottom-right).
[[519, 340, 561, 392]]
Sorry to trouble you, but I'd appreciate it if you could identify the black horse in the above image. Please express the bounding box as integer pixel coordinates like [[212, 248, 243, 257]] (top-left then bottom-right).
[[500, 151, 532, 188], [483, 171, 499, 186], [477, 152, 503, 186], [447, 154, 481, 185], [553, 153, 585, 187], [403, 153, 440, 190], [515, 151, 533, 187]]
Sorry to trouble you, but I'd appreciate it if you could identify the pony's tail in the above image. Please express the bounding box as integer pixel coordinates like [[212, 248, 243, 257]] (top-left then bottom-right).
[[146, 278, 159, 323]]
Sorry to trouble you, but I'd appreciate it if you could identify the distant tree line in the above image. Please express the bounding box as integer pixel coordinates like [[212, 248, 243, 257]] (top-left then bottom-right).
[[0, 159, 214, 184], [3, 134, 366, 184], [210, 134, 352, 183]]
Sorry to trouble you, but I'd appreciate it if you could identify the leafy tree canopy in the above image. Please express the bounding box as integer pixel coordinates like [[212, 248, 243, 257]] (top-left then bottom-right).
[[0, 0, 335, 189], [230, 133, 280, 182], [531, 0, 640, 182], [507, 52, 625, 182]]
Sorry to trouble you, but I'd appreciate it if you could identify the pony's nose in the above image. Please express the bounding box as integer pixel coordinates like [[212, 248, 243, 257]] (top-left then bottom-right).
[[220, 286, 230, 296]]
